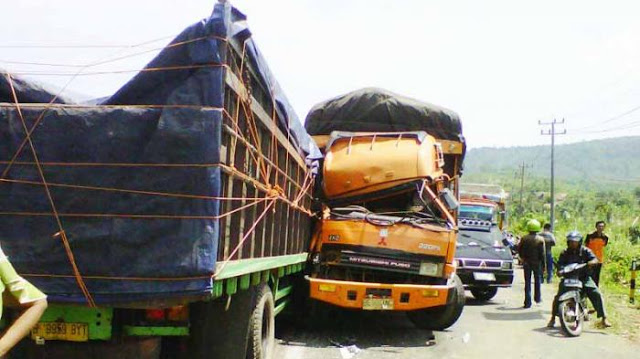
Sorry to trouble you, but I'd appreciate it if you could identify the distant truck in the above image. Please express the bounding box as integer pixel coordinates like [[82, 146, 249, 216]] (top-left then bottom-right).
[[459, 183, 508, 229], [304, 88, 466, 330], [456, 184, 513, 301], [0, 2, 317, 358]]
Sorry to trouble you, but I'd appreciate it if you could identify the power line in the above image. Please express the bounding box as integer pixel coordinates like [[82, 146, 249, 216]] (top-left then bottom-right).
[[571, 119, 640, 134], [570, 104, 640, 132]]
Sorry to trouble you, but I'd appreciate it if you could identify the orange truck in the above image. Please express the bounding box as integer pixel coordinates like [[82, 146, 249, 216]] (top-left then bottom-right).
[[303, 88, 466, 330]]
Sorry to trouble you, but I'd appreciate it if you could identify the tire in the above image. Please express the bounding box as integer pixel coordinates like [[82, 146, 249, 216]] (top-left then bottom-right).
[[559, 299, 583, 337], [406, 274, 465, 330], [247, 284, 276, 359], [470, 287, 498, 301]]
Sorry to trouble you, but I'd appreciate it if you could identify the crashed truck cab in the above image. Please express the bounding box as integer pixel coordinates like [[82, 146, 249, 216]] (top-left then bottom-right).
[[307, 131, 460, 312]]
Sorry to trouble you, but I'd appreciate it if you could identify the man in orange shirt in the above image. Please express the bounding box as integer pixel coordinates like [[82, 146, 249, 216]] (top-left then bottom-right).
[[584, 221, 608, 286]]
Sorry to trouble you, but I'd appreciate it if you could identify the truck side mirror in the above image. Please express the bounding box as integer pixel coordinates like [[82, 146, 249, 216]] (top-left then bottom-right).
[[438, 188, 458, 210]]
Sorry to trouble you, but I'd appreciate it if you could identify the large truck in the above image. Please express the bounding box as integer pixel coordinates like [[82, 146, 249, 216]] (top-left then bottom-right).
[[455, 184, 513, 301], [304, 88, 466, 330], [0, 2, 318, 358]]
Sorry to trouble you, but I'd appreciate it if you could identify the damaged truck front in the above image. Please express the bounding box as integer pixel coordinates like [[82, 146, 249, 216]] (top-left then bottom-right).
[[304, 88, 466, 330]]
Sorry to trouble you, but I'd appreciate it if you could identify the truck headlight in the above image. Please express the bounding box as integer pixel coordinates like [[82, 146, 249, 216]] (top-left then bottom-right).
[[419, 262, 439, 276], [501, 261, 512, 270]]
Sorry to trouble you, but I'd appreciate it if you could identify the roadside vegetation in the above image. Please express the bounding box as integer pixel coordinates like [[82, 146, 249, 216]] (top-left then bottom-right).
[[462, 175, 640, 337]]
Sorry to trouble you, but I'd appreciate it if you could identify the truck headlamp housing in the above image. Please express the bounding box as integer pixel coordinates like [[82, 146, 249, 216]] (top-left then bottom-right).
[[419, 262, 441, 276]]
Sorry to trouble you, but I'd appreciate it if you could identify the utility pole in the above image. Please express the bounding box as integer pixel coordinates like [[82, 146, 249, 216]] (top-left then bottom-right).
[[517, 161, 530, 207], [539, 119, 567, 233]]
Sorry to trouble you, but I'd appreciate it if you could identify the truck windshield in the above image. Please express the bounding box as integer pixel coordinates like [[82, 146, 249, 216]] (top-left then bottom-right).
[[329, 182, 451, 226], [459, 205, 494, 222]]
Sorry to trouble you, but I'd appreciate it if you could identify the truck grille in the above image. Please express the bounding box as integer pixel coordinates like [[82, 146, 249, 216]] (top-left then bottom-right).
[[459, 259, 502, 268], [340, 250, 422, 274], [320, 244, 445, 276]]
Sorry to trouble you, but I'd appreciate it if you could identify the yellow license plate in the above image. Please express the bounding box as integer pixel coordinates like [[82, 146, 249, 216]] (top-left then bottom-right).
[[362, 298, 394, 310], [31, 322, 89, 342]]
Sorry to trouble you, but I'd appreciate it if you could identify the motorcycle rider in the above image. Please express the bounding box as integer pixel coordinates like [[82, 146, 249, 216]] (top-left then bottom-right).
[[546, 231, 612, 328]]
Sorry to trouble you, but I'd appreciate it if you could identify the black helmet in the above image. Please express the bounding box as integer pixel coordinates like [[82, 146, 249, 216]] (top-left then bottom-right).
[[566, 230, 582, 243]]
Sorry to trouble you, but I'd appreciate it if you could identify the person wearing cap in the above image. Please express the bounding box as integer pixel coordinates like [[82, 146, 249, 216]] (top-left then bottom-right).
[[0, 244, 48, 356], [546, 231, 611, 328], [517, 219, 545, 308]]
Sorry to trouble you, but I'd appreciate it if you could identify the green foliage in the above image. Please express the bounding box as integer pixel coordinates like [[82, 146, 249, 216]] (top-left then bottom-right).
[[462, 151, 640, 289], [464, 136, 640, 189]]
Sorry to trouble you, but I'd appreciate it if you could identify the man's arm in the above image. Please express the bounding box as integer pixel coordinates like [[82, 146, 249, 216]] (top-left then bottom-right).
[[583, 247, 599, 266], [0, 298, 47, 357]]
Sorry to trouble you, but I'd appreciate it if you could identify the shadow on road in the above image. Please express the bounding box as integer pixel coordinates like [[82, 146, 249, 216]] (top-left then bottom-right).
[[276, 309, 436, 350], [481, 306, 547, 321], [532, 326, 609, 338]]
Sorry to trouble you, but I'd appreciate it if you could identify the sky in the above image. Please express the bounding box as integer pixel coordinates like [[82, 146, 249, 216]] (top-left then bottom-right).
[[2, 0, 640, 149]]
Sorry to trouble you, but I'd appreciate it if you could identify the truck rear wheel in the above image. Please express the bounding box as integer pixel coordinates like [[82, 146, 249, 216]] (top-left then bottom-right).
[[470, 287, 498, 301], [247, 284, 275, 359], [406, 274, 465, 330]]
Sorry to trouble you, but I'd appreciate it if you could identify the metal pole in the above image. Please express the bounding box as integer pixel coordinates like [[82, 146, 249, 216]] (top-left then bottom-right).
[[631, 259, 637, 304], [539, 119, 566, 233], [519, 161, 525, 207], [550, 121, 555, 232]]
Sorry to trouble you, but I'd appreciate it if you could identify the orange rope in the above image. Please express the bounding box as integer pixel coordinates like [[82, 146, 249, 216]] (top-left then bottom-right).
[[218, 163, 312, 216], [12, 63, 229, 77], [0, 103, 223, 110], [222, 107, 268, 181], [5, 73, 96, 307], [22, 273, 211, 281], [1, 161, 221, 167], [220, 114, 312, 196], [1, 178, 268, 202], [292, 172, 314, 206], [213, 197, 277, 277], [0, 197, 267, 220]]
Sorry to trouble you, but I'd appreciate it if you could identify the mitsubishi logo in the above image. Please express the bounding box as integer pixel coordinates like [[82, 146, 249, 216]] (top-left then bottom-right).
[[378, 228, 389, 246], [480, 261, 487, 268]]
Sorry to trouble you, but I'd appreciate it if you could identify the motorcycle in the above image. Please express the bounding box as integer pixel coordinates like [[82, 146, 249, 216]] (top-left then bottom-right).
[[556, 262, 590, 337]]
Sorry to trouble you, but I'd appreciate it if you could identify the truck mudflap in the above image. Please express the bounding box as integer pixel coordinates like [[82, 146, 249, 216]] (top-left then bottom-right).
[[306, 276, 455, 311]]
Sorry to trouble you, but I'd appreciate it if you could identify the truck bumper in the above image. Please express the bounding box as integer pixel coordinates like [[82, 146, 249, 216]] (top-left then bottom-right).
[[306, 276, 453, 311], [456, 269, 514, 289]]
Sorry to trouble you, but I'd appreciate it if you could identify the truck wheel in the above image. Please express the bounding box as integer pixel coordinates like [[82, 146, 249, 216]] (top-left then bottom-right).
[[406, 274, 465, 330], [247, 284, 275, 359], [470, 287, 498, 301]]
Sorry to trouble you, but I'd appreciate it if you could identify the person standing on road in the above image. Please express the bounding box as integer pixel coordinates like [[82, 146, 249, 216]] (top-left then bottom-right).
[[0, 243, 48, 356], [517, 219, 545, 308], [584, 221, 608, 286], [539, 223, 556, 284], [547, 231, 611, 328]]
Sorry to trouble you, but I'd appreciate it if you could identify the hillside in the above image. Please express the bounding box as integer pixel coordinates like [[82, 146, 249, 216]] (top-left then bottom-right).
[[463, 136, 640, 187]]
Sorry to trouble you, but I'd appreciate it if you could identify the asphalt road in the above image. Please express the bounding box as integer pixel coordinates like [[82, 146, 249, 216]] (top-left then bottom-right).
[[275, 271, 640, 359]]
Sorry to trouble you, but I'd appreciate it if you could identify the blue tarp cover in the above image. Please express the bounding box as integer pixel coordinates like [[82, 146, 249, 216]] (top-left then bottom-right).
[[0, 2, 317, 304]]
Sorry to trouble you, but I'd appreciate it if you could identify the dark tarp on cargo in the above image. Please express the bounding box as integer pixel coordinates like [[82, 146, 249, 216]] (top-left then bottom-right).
[[305, 87, 465, 179], [0, 2, 318, 304], [305, 87, 465, 143]]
